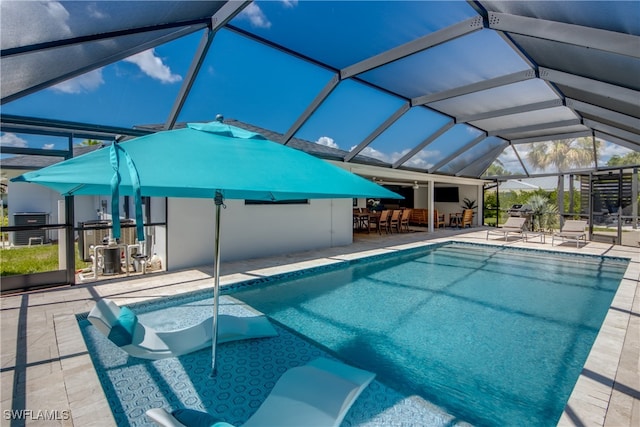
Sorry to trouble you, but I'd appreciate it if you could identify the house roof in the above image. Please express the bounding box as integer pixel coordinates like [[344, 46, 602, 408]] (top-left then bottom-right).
[[1, 1, 638, 180], [1, 144, 103, 181]]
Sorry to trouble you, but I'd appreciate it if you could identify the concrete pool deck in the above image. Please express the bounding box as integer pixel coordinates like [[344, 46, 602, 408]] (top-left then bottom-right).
[[1, 228, 638, 426]]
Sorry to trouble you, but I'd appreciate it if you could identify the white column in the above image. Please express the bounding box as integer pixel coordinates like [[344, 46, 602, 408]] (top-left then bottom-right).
[[428, 181, 434, 233], [58, 200, 66, 270], [633, 168, 638, 230], [477, 185, 483, 226], [558, 175, 565, 225]]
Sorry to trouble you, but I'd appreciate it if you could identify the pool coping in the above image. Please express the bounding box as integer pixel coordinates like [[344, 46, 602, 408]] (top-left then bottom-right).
[[2, 230, 638, 426]]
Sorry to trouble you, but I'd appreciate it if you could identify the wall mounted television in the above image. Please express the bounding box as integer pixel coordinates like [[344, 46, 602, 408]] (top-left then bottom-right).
[[434, 187, 459, 203]]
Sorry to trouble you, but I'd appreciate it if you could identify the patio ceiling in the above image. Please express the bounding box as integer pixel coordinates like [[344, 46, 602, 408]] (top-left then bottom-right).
[[1, 1, 639, 180]]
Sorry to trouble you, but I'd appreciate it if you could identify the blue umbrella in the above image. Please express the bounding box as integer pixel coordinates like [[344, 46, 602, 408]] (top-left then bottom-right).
[[13, 120, 401, 372]]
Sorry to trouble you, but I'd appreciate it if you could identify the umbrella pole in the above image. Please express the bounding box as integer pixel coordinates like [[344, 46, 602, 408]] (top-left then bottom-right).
[[211, 191, 223, 376]]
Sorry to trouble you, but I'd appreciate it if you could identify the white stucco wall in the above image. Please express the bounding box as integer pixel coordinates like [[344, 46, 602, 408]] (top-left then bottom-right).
[[166, 197, 353, 271], [435, 184, 481, 226]]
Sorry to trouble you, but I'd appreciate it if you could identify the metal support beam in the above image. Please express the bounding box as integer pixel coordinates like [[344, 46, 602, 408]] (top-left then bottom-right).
[[2, 25, 201, 105], [1, 19, 209, 58], [165, 29, 215, 130], [488, 12, 640, 59], [488, 119, 583, 137], [0, 146, 69, 157], [1, 114, 151, 138], [341, 16, 483, 79], [345, 102, 410, 162], [585, 119, 640, 145], [392, 121, 454, 168], [281, 74, 340, 145], [412, 69, 536, 105], [593, 131, 640, 151], [165, 2, 251, 130], [540, 67, 640, 107], [511, 130, 592, 145], [566, 98, 640, 132], [457, 99, 564, 123], [512, 144, 530, 177]]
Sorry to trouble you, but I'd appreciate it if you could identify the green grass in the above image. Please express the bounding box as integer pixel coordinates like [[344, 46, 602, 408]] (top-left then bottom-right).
[[0, 243, 90, 276]]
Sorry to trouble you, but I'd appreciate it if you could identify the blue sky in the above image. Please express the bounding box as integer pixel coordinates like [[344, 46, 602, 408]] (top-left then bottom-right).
[[0, 0, 634, 172]]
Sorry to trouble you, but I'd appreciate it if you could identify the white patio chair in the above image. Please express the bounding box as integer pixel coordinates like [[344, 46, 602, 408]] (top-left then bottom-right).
[[486, 217, 527, 241], [88, 298, 277, 360], [552, 220, 588, 248], [146, 357, 375, 427]]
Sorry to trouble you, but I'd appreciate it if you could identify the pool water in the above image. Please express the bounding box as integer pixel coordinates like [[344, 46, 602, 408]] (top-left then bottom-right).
[[231, 243, 628, 427]]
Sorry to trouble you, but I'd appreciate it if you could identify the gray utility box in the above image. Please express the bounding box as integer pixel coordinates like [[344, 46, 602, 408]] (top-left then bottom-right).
[[14, 213, 48, 245]]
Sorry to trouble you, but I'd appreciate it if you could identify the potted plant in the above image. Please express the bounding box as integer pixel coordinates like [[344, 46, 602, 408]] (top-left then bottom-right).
[[461, 198, 477, 211]]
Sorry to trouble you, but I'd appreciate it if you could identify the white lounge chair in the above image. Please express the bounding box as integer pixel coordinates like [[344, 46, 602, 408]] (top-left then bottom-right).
[[552, 220, 588, 248], [87, 298, 277, 360], [486, 217, 527, 241], [146, 357, 376, 427]]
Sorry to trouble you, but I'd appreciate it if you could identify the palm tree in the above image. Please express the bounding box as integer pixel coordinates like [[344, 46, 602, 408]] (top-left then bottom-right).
[[484, 159, 511, 177], [527, 137, 599, 207], [527, 138, 596, 173]]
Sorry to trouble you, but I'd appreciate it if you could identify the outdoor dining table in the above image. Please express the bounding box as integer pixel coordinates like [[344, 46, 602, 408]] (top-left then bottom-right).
[[353, 212, 371, 232], [353, 211, 381, 233], [449, 212, 463, 228]]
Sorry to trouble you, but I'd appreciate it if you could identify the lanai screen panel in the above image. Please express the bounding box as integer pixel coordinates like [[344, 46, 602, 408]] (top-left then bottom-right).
[[471, 107, 581, 136], [230, 1, 478, 70], [598, 141, 640, 167], [179, 28, 335, 134], [1, 0, 638, 180], [297, 80, 408, 154], [516, 140, 597, 175], [362, 107, 451, 167], [429, 80, 562, 119], [438, 137, 507, 176], [3, 31, 203, 128], [483, 146, 528, 178], [481, 0, 640, 35], [360, 29, 531, 100], [1, 1, 222, 101], [404, 125, 485, 171]]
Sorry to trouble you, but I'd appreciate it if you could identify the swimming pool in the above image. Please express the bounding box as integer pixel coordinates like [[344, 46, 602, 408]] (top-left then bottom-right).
[[230, 242, 628, 427]]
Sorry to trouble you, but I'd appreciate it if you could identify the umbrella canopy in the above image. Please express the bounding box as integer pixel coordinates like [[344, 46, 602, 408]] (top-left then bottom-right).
[[14, 121, 398, 200], [13, 120, 401, 373]]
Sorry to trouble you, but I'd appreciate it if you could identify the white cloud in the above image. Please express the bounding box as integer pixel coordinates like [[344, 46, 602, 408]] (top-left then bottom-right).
[[0, 133, 28, 148], [600, 141, 628, 158], [357, 146, 390, 163], [42, 144, 55, 150], [281, 0, 298, 8], [123, 49, 182, 84], [316, 136, 339, 149], [51, 69, 105, 94], [240, 3, 271, 28], [404, 149, 437, 170], [86, 2, 108, 19]]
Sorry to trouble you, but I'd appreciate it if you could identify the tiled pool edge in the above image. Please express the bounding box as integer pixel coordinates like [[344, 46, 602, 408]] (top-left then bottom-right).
[[558, 257, 639, 427], [54, 313, 116, 426]]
